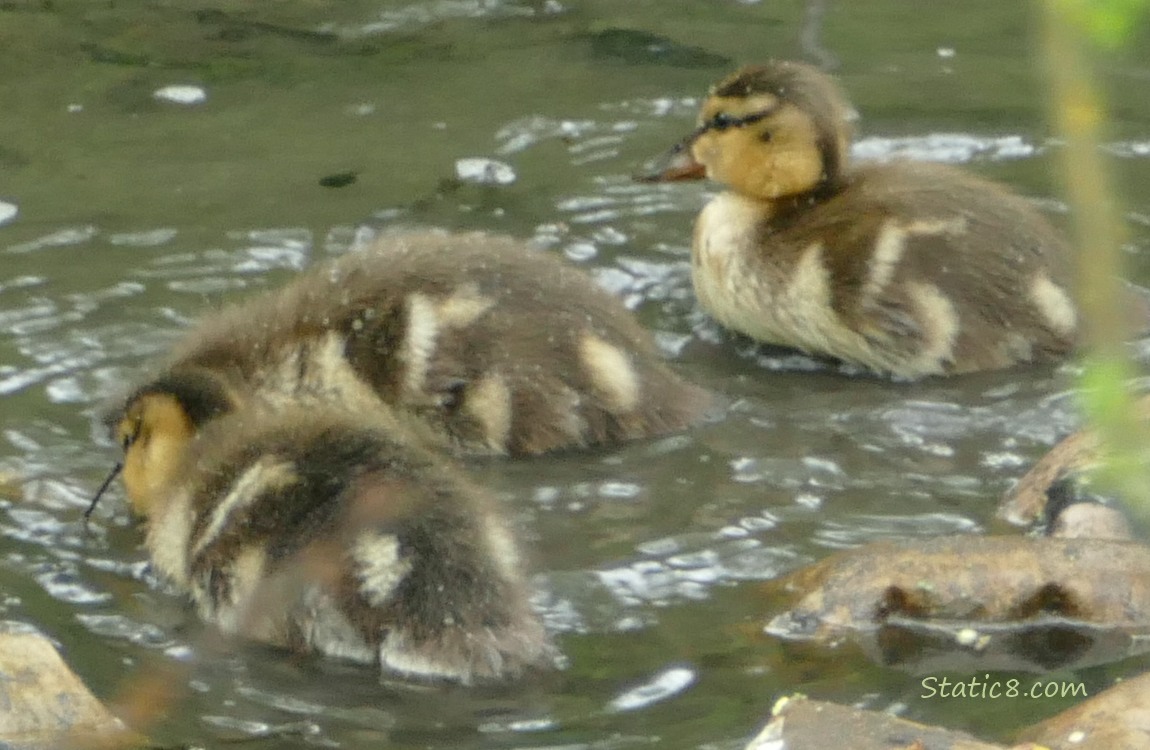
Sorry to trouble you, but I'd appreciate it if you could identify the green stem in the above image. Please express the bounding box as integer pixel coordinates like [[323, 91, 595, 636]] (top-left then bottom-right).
[[1040, 0, 1150, 524]]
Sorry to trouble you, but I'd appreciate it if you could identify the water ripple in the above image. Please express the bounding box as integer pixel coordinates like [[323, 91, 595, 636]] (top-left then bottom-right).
[[608, 666, 696, 712], [852, 133, 1038, 163], [6, 226, 99, 254], [34, 563, 112, 605], [109, 228, 178, 247], [813, 514, 981, 550], [331, 0, 552, 36], [594, 534, 797, 609], [75, 612, 176, 648], [0, 201, 17, 226]]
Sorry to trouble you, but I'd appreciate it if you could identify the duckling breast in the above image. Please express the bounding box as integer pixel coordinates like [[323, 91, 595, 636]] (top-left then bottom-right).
[[692, 191, 883, 365]]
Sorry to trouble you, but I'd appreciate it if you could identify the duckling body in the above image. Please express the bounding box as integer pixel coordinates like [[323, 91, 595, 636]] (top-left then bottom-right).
[[120, 401, 552, 683], [641, 61, 1077, 378], [124, 231, 709, 457]]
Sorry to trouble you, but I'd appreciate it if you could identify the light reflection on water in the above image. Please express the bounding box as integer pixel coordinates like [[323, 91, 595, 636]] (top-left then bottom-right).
[[2, 0, 1150, 748]]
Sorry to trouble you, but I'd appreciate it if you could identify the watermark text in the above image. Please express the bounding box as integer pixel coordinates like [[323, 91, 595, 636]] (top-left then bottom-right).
[[921, 675, 1086, 700]]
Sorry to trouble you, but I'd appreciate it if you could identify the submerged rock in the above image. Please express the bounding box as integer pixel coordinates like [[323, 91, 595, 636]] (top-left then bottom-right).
[[1017, 669, 1150, 749], [1043, 485, 1133, 541], [0, 622, 139, 748], [744, 694, 1026, 750]]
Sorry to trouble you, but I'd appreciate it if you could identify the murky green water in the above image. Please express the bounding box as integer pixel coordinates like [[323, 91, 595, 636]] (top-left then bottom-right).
[[3, 1, 1150, 747]]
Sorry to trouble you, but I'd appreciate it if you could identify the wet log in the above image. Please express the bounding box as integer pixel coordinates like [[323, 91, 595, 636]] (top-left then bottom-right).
[[765, 536, 1150, 671]]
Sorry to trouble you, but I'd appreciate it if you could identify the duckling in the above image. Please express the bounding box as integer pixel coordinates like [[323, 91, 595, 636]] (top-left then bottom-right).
[[109, 397, 553, 683], [105, 370, 240, 518], [109, 230, 710, 459], [638, 60, 1078, 378]]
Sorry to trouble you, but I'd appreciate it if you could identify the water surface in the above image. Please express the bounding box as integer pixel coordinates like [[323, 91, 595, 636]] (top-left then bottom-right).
[[3, 1, 1150, 747]]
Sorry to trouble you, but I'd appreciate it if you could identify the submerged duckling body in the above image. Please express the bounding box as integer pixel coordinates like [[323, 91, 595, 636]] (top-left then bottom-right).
[[115, 231, 709, 457], [640, 61, 1077, 378], [113, 398, 552, 683]]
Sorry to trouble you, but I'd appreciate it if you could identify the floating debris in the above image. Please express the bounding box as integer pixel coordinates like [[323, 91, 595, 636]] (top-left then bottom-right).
[[153, 85, 208, 105], [454, 157, 516, 185], [319, 170, 359, 188]]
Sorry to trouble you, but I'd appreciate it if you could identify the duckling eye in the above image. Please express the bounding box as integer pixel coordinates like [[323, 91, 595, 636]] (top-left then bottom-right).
[[119, 420, 141, 452], [441, 379, 468, 411], [708, 112, 740, 132]]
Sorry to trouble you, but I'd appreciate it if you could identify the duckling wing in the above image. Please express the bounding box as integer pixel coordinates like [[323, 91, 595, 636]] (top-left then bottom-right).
[[159, 409, 554, 682], [342, 233, 711, 455], [812, 164, 1078, 375]]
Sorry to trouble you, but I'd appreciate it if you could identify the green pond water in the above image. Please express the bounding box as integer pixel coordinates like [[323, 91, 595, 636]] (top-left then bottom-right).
[[2, 1, 1150, 747]]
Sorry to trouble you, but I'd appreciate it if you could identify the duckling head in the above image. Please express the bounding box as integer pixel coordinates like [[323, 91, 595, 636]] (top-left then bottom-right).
[[100, 370, 236, 518], [637, 60, 853, 201]]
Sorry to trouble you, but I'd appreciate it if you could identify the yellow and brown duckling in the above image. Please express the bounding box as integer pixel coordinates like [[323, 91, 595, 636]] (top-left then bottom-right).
[[639, 60, 1078, 378], [107, 398, 553, 683], [110, 230, 710, 458]]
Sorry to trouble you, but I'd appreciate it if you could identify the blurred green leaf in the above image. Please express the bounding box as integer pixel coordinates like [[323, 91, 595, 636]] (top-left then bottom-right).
[[1055, 0, 1150, 47], [1042, 0, 1150, 530], [1079, 356, 1133, 423]]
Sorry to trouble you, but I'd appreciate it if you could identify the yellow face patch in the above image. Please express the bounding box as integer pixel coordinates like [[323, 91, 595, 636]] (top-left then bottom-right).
[[117, 392, 196, 518], [691, 93, 825, 200]]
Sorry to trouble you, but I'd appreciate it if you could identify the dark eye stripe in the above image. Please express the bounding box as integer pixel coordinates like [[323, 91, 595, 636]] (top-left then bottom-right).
[[121, 418, 142, 451], [704, 107, 775, 133]]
